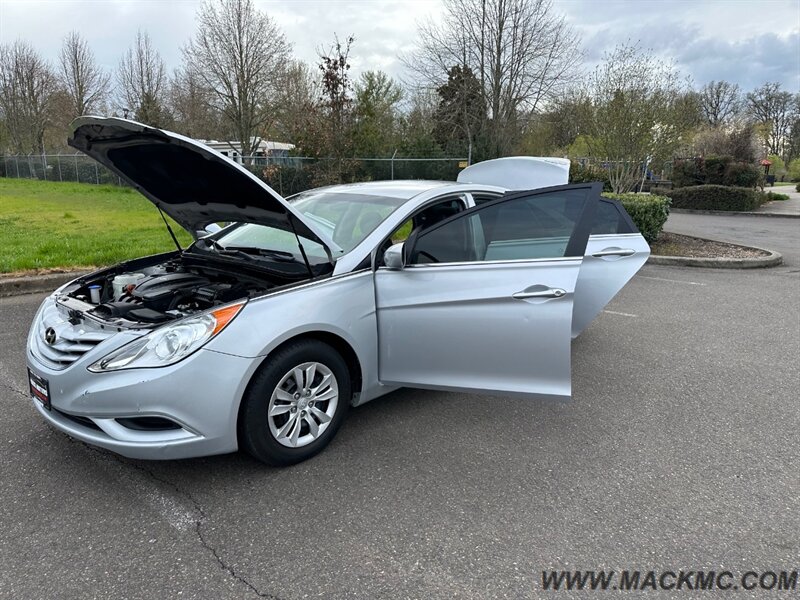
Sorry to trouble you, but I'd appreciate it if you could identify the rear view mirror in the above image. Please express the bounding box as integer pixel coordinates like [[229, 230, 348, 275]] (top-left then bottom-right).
[[383, 243, 405, 270]]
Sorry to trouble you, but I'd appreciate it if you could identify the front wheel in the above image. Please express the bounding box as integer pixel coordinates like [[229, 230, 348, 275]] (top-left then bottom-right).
[[239, 340, 350, 466]]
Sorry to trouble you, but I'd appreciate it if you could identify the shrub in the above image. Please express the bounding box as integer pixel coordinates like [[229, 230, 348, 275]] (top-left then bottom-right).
[[671, 157, 762, 188], [570, 162, 612, 192], [665, 185, 759, 211], [602, 192, 670, 243], [724, 162, 763, 188], [703, 155, 731, 184], [796, 182, 800, 192], [671, 158, 705, 188], [649, 186, 672, 196], [758, 191, 789, 204]]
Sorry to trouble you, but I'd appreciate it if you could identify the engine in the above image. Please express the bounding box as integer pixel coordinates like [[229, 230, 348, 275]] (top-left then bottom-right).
[[64, 256, 271, 325]]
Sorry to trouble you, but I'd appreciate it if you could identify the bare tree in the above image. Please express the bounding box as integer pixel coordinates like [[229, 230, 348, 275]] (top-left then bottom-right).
[[271, 60, 319, 144], [183, 0, 291, 157], [585, 44, 691, 193], [308, 35, 359, 184], [746, 82, 800, 161], [404, 0, 583, 157], [0, 40, 57, 154], [169, 65, 223, 139], [692, 124, 760, 162], [116, 30, 170, 126], [397, 88, 442, 156], [698, 80, 741, 128], [58, 31, 110, 117]]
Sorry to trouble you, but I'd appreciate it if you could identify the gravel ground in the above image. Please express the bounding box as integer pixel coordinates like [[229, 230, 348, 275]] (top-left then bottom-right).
[[650, 232, 771, 258]]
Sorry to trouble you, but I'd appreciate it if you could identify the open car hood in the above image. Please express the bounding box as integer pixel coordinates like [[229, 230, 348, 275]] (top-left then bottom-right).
[[68, 117, 340, 260]]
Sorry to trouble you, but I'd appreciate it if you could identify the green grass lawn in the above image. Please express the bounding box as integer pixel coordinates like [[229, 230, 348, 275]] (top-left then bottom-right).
[[772, 181, 795, 187], [0, 178, 191, 274]]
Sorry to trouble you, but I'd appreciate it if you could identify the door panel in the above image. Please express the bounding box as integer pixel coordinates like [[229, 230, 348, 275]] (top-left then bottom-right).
[[374, 183, 602, 400], [571, 233, 650, 337], [375, 260, 582, 399], [571, 197, 650, 337]]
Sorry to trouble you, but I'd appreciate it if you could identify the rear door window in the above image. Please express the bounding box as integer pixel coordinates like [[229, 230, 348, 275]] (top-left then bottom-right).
[[408, 185, 597, 264]]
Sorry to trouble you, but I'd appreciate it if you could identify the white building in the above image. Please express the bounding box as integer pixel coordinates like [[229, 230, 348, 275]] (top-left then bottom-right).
[[197, 138, 295, 163]]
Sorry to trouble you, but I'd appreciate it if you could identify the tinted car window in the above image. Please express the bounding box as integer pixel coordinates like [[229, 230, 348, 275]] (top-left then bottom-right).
[[592, 199, 624, 235], [410, 213, 477, 264], [409, 188, 590, 264]]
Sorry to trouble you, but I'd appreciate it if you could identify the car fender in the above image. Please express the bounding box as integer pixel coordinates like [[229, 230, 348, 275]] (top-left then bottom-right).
[[205, 270, 382, 401]]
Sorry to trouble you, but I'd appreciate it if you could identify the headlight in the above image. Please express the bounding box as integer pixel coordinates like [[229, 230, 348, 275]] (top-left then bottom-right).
[[88, 301, 245, 372]]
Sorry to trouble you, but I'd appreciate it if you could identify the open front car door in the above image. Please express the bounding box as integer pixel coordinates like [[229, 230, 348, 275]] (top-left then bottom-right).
[[374, 183, 601, 400]]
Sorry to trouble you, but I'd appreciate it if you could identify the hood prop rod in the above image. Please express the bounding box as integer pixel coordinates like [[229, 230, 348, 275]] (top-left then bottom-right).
[[158, 207, 182, 253], [288, 215, 314, 279]]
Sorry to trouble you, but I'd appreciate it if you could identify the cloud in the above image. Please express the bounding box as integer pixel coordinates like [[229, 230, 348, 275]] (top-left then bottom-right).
[[561, 0, 799, 91], [678, 31, 800, 91], [0, 0, 796, 93]]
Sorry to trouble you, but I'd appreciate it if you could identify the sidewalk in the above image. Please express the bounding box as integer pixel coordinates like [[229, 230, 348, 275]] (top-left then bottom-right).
[[756, 187, 800, 216]]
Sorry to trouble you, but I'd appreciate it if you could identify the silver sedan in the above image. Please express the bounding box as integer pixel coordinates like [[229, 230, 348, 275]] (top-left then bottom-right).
[[26, 118, 649, 465]]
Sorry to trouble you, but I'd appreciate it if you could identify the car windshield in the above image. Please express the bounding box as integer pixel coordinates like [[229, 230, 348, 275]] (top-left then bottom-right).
[[215, 190, 408, 256]]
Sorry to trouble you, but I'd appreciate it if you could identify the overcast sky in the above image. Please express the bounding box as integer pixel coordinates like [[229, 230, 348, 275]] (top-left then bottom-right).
[[1, 0, 798, 93]]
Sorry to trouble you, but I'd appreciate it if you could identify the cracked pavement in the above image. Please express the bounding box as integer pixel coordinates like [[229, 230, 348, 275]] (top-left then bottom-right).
[[1, 214, 798, 599]]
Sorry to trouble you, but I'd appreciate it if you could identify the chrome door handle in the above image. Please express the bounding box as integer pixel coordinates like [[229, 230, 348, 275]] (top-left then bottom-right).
[[513, 288, 566, 300], [592, 248, 635, 258]]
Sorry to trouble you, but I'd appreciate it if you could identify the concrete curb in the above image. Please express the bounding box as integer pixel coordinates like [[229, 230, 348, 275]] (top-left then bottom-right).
[[648, 249, 782, 269], [0, 271, 87, 298], [671, 208, 800, 219]]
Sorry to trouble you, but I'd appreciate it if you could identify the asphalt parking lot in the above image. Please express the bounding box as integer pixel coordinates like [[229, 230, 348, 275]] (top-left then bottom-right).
[[1, 215, 798, 599]]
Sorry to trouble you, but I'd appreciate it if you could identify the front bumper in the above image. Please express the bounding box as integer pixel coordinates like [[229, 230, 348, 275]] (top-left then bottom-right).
[[27, 335, 261, 460]]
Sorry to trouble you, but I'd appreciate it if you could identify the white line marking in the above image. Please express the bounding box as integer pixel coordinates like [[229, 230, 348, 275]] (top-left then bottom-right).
[[603, 310, 638, 318], [638, 275, 706, 286]]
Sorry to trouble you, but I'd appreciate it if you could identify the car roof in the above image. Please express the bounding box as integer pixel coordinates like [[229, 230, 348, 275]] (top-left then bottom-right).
[[303, 180, 457, 200]]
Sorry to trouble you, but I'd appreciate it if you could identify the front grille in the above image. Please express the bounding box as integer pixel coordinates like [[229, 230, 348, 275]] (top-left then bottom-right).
[[31, 300, 114, 370]]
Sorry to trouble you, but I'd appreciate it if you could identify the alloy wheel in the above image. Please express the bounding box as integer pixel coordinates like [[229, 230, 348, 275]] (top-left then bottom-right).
[[267, 361, 339, 448]]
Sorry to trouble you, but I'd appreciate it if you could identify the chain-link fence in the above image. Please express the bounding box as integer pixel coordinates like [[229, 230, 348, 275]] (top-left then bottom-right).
[[0, 154, 468, 197], [0, 154, 126, 186]]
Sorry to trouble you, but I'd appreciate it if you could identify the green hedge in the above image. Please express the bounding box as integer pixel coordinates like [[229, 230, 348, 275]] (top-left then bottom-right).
[[671, 157, 763, 188], [665, 185, 759, 211], [602, 193, 670, 243]]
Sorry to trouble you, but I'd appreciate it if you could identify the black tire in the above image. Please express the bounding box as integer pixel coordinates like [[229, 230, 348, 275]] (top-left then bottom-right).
[[238, 339, 350, 466]]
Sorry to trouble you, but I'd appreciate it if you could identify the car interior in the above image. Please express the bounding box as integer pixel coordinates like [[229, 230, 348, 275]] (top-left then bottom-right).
[[375, 196, 467, 266]]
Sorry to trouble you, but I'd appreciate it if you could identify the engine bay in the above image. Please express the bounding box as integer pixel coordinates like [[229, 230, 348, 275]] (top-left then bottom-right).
[[61, 253, 278, 327]]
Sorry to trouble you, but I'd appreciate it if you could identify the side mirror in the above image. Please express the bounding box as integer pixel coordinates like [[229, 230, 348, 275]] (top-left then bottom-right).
[[383, 242, 405, 270], [196, 223, 222, 238]]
